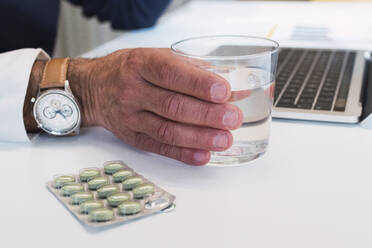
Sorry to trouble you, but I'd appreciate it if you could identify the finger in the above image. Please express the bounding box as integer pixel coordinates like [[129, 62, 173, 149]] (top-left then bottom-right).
[[128, 111, 233, 151], [116, 129, 210, 165], [229, 89, 251, 102], [268, 83, 275, 99], [176, 54, 212, 68], [141, 84, 243, 130], [138, 48, 231, 103]]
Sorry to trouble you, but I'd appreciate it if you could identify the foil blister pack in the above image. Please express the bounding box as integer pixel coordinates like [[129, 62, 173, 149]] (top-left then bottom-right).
[[47, 160, 176, 227]]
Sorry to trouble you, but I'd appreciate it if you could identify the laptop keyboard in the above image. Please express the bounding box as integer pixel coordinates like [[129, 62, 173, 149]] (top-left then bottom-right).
[[274, 48, 356, 112]]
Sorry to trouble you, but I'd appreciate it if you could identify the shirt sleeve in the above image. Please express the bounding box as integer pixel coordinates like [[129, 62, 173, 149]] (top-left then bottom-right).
[[0, 48, 49, 143]]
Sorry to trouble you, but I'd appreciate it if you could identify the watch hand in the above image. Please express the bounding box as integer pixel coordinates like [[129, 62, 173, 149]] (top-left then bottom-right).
[[56, 110, 66, 119]]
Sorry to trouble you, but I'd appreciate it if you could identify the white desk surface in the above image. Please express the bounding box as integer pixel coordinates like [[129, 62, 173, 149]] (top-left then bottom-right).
[[2, 1, 372, 248]]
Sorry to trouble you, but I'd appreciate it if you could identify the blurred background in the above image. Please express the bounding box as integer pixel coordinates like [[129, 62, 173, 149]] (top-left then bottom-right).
[[55, 0, 217, 57], [54, 0, 371, 57]]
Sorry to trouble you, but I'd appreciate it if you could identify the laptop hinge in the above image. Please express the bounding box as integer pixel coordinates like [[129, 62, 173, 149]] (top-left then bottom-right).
[[360, 52, 372, 122]]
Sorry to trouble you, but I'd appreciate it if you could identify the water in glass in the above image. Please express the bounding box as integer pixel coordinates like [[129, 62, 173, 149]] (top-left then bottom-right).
[[209, 67, 274, 165]]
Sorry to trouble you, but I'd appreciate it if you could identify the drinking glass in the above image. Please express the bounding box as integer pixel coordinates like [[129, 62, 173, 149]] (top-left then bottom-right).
[[171, 35, 279, 166]]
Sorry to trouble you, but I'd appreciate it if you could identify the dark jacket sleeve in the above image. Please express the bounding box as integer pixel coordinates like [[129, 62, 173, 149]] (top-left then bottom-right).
[[68, 0, 171, 30]]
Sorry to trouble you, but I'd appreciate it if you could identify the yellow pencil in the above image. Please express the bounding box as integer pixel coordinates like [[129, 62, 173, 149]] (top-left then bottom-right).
[[266, 24, 278, 39]]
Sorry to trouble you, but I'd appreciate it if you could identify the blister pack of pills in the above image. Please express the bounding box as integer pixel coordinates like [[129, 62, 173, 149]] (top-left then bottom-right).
[[47, 160, 176, 227]]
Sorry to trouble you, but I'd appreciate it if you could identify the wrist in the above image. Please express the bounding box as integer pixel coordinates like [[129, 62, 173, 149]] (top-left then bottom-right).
[[24, 57, 101, 133], [67, 58, 100, 127]]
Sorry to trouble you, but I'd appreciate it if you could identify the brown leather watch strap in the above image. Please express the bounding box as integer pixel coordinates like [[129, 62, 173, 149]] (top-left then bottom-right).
[[40, 58, 70, 89]]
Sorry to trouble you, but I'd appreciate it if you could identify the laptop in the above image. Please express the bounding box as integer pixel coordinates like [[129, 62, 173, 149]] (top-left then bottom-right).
[[210, 46, 372, 124], [273, 48, 372, 123]]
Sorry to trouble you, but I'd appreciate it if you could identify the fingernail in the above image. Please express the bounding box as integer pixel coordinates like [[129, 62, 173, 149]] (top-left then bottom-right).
[[193, 151, 207, 163], [223, 110, 239, 129], [210, 83, 227, 101], [213, 134, 228, 148]]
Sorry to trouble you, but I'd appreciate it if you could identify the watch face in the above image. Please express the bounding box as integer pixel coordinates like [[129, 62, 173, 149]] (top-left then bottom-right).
[[34, 90, 80, 135]]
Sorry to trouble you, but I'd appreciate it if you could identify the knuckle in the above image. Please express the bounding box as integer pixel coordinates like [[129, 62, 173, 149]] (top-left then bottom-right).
[[156, 121, 176, 145], [117, 129, 134, 144], [161, 93, 185, 119], [125, 48, 145, 70], [186, 71, 202, 94], [158, 143, 171, 156], [159, 61, 178, 86], [159, 144, 182, 161], [124, 112, 139, 127], [187, 70, 216, 99], [195, 103, 212, 124], [133, 132, 149, 147], [133, 132, 159, 153], [189, 131, 200, 148]]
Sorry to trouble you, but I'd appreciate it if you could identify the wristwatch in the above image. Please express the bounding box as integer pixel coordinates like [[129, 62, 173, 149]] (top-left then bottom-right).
[[31, 58, 81, 136]]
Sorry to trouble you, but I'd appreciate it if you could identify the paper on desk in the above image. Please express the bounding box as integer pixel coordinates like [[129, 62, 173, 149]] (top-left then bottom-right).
[[208, 2, 372, 50], [271, 22, 372, 50]]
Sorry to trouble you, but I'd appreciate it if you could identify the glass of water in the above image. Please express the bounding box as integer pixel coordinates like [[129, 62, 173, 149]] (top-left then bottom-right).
[[171, 35, 279, 166]]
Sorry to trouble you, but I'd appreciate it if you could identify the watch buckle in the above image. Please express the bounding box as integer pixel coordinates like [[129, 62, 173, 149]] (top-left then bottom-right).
[[64, 80, 72, 94]]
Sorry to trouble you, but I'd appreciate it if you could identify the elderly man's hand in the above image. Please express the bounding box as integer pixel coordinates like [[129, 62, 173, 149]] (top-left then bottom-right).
[[50, 49, 243, 165], [70, 48, 243, 165]]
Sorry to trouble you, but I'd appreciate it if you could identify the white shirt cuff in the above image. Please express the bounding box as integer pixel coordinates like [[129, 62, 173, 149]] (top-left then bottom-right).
[[0, 48, 50, 143]]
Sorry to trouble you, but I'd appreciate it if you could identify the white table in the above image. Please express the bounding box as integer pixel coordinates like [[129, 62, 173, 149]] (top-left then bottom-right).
[[2, 2, 372, 248]]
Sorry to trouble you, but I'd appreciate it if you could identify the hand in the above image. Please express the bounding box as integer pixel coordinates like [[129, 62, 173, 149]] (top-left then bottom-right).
[[26, 49, 243, 165]]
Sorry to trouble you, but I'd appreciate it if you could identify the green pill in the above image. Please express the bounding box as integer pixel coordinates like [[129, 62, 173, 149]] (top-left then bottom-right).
[[113, 170, 133, 182], [104, 162, 125, 174], [61, 183, 84, 196], [87, 176, 109, 190], [97, 184, 120, 198], [54, 175, 75, 188], [107, 192, 130, 207], [71, 191, 93, 205], [79, 168, 100, 182], [80, 200, 104, 214], [133, 184, 155, 199], [90, 208, 114, 222], [122, 176, 144, 190], [118, 201, 143, 215]]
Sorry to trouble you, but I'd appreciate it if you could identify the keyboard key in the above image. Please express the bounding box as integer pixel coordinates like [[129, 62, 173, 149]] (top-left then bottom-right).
[[306, 83, 320, 89], [303, 88, 318, 94], [296, 103, 312, 109], [316, 96, 334, 103], [334, 52, 355, 111], [276, 102, 295, 108], [286, 88, 299, 94], [322, 88, 336, 94], [301, 92, 317, 98], [278, 98, 295, 104], [298, 98, 314, 104], [319, 92, 335, 98], [282, 93, 298, 99], [315, 104, 332, 111], [323, 83, 337, 88]]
